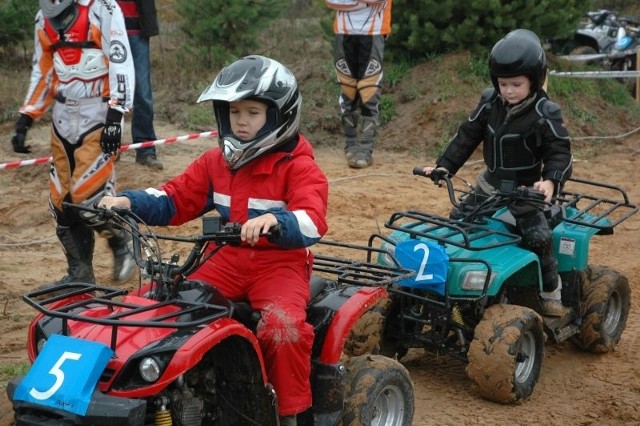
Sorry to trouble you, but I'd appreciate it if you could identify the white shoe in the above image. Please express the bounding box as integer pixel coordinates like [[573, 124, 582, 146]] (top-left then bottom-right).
[[540, 277, 570, 317]]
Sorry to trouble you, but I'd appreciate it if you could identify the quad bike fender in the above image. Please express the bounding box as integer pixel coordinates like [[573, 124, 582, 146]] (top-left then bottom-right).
[[164, 317, 266, 380], [553, 216, 603, 272], [318, 286, 389, 364], [109, 317, 266, 398], [446, 244, 541, 296]]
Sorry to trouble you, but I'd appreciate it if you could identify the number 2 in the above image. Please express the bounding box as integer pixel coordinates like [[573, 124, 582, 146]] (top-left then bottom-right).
[[414, 243, 434, 281], [29, 351, 82, 400]]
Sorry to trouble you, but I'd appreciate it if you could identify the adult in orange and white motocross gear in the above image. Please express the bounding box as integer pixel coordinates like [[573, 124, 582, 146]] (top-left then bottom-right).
[[326, 0, 392, 168], [13, 0, 136, 285]]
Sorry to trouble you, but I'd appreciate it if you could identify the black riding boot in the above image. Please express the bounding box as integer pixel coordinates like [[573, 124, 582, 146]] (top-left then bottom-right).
[[96, 223, 136, 283], [341, 111, 359, 161], [55, 224, 96, 284]]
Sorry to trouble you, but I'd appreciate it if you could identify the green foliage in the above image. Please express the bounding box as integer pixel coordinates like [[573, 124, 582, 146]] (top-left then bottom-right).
[[0, 0, 39, 65], [453, 53, 489, 83], [0, 361, 29, 387], [385, 59, 414, 88], [176, 0, 286, 67], [387, 0, 593, 61], [379, 95, 397, 124]]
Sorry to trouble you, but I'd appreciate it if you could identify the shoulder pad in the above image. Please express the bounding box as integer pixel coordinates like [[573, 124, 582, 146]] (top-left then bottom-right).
[[537, 98, 563, 120], [480, 87, 496, 103]]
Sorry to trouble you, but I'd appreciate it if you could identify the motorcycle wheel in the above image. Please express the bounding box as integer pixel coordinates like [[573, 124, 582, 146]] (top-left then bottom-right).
[[572, 265, 631, 353], [339, 355, 414, 426], [466, 304, 544, 403], [569, 45, 598, 63]]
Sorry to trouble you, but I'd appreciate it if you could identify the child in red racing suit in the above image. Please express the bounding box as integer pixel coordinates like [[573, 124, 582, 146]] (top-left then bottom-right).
[[100, 55, 329, 424]]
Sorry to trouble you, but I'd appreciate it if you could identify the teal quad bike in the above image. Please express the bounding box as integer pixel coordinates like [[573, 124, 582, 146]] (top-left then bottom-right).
[[370, 167, 638, 404]]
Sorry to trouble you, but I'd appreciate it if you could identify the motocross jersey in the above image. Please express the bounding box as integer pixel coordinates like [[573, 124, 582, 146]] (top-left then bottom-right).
[[19, 0, 134, 120], [122, 135, 329, 250], [327, 0, 392, 36], [437, 88, 572, 189]]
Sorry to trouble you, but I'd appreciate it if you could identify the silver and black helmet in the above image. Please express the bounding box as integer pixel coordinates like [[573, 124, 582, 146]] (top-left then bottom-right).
[[197, 55, 301, 170]]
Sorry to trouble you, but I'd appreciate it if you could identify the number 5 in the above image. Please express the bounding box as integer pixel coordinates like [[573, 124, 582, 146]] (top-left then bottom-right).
[[29, 351, 82, 400]]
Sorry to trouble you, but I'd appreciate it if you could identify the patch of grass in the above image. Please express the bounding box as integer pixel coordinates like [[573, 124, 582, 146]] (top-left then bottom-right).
[[379, 95, 397, 125], [0, 361, 29, 393], [454, 53, 489, 83], [385, 59, 413, 88]]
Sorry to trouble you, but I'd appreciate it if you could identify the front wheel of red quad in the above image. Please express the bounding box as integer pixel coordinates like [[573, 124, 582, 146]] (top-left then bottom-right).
[[339, 355, 414, 426], [466, 304, 544, 404], [572, 265, 631, 353]]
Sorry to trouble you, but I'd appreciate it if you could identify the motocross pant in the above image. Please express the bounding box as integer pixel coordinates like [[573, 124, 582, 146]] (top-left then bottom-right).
[[187, 245, 315, 416], [48, 97, 121, 283], [334, 34, 384, 155], [513, 205, 559, 293]]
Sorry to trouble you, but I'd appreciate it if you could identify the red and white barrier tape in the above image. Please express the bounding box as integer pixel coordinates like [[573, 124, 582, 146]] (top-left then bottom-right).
[[0, 130, 218, 170]]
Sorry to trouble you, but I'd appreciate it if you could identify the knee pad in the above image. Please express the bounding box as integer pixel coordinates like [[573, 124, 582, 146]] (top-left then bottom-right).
[[336, 66, 358, 102], [517, 211, 552, 254], [356, 72, 382, 104]]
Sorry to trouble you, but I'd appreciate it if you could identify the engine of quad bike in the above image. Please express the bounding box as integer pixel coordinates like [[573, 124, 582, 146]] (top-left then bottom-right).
[[384, 288, 484, 361], [149, 337, 278, 426]]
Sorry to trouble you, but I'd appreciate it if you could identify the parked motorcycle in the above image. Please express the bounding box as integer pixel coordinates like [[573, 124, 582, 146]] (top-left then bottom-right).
[[6, 203, 416, 425], [564, 9, 640, 92]]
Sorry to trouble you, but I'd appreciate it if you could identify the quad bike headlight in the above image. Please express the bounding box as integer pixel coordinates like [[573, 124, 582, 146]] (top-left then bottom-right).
[[139, 357, 161, 382], [36, 337, 47, 355], [461, 270, 495, 291], [377, 241, 397, 267]]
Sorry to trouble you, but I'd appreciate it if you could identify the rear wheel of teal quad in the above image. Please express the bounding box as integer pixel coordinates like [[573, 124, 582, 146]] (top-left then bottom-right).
[[339, 355, 414, 426], [466, 304, 544, 403], [572, 265, 631, 353]]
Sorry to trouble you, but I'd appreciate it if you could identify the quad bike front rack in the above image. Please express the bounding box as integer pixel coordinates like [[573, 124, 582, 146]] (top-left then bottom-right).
[[24, 283, 232, 350], [312, 240, 415, 287]]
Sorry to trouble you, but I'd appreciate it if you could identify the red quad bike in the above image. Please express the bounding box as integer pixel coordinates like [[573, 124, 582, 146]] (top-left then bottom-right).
[[7, 203, 416, 425]]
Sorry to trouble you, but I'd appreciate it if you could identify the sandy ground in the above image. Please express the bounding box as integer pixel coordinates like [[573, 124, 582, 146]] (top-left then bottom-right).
[[1, 122, 639, 425]]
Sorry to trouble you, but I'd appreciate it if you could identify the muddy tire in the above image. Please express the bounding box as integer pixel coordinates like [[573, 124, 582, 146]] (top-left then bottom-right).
[[572, 265, 631, 353], [339, 355, 414, 426], [466, 304, 544, 404], [343, 298, 388, 357]]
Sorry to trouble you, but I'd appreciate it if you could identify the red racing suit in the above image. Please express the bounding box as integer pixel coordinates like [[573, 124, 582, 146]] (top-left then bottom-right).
[[19, 0, 134, 221], [121, 135, 329, 415]]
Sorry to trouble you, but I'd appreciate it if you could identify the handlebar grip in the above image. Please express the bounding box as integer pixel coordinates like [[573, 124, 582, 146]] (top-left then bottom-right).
[[413, 167, 427, 177], [269, 224, 282, 239]]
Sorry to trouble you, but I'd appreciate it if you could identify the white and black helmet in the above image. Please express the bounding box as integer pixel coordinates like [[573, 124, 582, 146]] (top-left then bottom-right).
[[197, 55, 302, 170]]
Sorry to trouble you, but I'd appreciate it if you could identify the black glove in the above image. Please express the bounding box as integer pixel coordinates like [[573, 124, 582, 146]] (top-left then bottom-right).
[[100, 108, 123, 155], [11, 114, 34, 154]]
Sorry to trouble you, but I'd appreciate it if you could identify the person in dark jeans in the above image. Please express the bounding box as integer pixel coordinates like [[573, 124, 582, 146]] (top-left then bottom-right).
[[117, 0, 163, 170]]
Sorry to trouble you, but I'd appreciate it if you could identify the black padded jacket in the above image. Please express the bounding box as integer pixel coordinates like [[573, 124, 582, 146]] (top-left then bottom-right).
[[436, 88, 572, 189]]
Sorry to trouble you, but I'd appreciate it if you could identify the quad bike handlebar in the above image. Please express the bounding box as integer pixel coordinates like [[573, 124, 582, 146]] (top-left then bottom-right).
[[384, 167, 639, 252], [413, 166, 548, 222], [65, 202, 280, 281], [21, 203, 282, 343]]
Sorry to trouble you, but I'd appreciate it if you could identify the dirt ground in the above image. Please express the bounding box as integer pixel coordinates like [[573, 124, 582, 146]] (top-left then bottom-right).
[[1, 120, 639, 425]]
